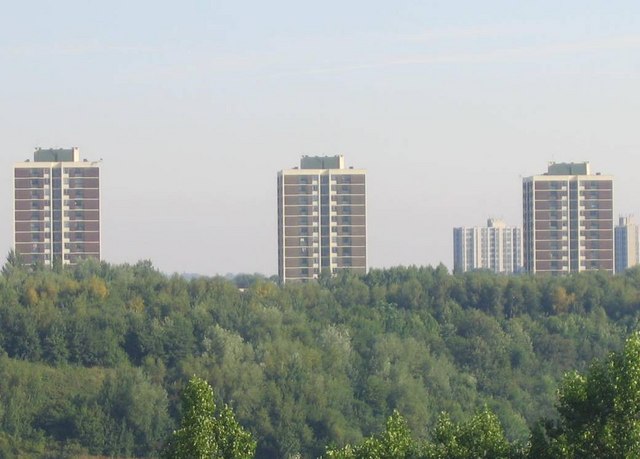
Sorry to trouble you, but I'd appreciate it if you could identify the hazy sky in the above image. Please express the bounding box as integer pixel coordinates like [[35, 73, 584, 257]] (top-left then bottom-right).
[[1, 1, 639, 276]]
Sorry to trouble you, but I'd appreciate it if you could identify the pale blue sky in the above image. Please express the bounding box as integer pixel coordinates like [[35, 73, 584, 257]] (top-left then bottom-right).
[[1, 1, 639, 275]]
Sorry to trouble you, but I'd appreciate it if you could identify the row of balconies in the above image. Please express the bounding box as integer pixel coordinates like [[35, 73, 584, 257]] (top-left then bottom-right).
[[283, 194, 366, 205], [16, 242, 100, 253], [283, 174, 365, 185]]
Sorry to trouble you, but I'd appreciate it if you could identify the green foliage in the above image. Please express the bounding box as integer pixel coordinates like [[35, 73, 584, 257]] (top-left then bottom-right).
[[326, 408, 522, 459], [533, 332, 640, 458], [1, 250, 24, 279], [163, 376, 255, 459], [325, 410, 417, 459], [424, 408, 520, 459], [1, 256, 640, 457]]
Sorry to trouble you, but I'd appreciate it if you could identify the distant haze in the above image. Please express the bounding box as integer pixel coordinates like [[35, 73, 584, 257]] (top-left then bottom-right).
[[1, 1, 639, 275]]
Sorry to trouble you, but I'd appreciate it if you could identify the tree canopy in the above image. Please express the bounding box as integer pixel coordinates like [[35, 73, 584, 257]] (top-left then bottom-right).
[[163, 376, 255, 459], [533, 331, 640, 457], [0, 257, 640, 457]]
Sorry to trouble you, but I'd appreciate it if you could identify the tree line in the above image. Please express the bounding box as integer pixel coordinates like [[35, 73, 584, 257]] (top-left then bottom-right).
[[1, 254, 640, 457]]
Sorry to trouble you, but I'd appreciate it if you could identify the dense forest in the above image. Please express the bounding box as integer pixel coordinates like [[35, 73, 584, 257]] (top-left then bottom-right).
[[0, 254, 639, 458]]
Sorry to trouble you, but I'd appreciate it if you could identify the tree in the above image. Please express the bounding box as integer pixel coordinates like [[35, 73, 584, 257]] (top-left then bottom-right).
[[534, 331, 640, 458], [325, 407, 521, 459], [424, 408, 517, 459], [1, 249, 24, 278], [325, 410, 417, 459], [163, 376, 255, 459]]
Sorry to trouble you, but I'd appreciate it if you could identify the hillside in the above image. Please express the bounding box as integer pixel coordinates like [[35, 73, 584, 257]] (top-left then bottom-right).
[[0, 258, 638, 457]]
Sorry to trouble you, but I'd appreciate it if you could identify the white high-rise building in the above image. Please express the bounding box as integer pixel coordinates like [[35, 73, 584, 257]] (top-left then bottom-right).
[[615, 216, 639, 273], [453, 219, 522, 274]]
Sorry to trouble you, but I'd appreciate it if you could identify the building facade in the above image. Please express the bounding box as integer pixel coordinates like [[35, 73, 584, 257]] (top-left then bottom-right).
[[14, 148, 101, 266], [522, 162, 614, 274], [278, 155, 366, 282], [615, 216, 639, 273], [453, 219, 522, 274]]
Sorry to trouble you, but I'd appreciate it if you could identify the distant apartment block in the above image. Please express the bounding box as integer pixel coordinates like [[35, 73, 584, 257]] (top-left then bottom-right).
[[277, 155, 366, 282], [453, 218, 522, 274], [523, 162, 614, 274], [615, 216, 639, 273], [14, 148, 101, 266]]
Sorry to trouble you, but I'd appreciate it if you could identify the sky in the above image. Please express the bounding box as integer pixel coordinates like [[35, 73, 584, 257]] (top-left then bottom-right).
[[1, 1, 639, 276]]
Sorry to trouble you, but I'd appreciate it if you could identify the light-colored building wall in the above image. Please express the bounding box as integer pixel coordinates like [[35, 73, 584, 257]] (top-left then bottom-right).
[[615, 216, 639, 273], [453, 218, 522, 274], [278, 155, 366, 283], [14, 148, 101, 266]]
